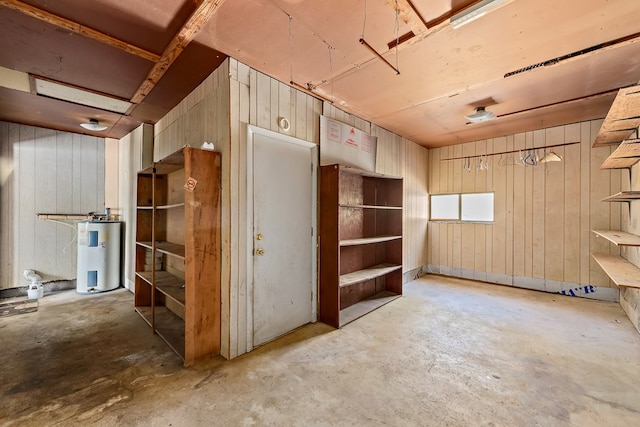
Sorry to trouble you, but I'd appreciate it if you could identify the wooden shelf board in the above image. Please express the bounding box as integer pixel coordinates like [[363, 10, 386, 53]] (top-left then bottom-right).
[[136, 271, 186, 305], [593, 130, 636, 147], [591, 253, 640, 289], [592, 230, 640, 246], [606, 85, 640, 120], [609, 141, 640, 158], [135, 241, 185, 258], [135, 271, 152, 285], [340, 204, 402, 210], [600, 141, 640, 169], [154, 307, 186, 361], [340, 264, 402, 287], [157, 203, 185, 210], [601, 191, 640, 202], [340, 235, 402, 246], [134, 306, 185, 361], [156, 241, 186, 259], [157, 282, 185, 306], [338, 165, 402, 179], [599, 119, 640, 133], [135, 306, 153, 327], [140, 149, 185, 174], [593, 85, 640, 147], [339, 291, 401, 326], [600, 157, 639, 169], [137, 241, 153, 250]]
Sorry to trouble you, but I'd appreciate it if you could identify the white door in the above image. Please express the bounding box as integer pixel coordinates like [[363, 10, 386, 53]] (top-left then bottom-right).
[[247, 126, 317, 348]]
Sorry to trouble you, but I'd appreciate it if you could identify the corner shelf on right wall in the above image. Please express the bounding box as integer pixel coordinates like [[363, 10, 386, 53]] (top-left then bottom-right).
[[601, 191, 640, 203], [592, 230, 640, 246], [592, 230, 640, 289], [600, 138, 640, 170], [591, 253, 640, 289], [592, 84, 640, 148]]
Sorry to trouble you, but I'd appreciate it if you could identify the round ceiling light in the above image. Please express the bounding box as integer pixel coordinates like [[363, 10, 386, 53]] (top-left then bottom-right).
[[80, 118, 108, 131], [464, 106, 496, 123]]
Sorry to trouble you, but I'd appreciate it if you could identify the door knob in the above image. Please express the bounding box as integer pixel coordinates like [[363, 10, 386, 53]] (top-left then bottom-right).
[[255, 248, 265, 256], [256, 233, 263, 240]]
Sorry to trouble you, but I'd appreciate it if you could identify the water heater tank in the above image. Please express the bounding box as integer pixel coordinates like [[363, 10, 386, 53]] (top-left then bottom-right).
[[77, 221, 121, 293]]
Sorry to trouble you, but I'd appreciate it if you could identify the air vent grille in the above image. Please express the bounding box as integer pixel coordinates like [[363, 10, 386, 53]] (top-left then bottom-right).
[[504, 32, 640, 78]]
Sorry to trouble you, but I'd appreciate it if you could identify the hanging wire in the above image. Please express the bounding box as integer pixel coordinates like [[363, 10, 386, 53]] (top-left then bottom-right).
[[288, 14, 294, 84], [395, 0, 400, 72], [44, 219, 78, 254], [327, 43, 334, 102], [361, 0, 367, 39]]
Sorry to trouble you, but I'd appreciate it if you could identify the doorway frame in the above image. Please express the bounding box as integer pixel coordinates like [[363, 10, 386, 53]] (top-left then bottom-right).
[[246, 124, 318, 352]]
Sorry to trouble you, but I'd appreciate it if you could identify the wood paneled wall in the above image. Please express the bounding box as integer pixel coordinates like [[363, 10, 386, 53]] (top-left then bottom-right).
[[0, 122, 105, 289], [323, 103, 430, 275], [227, 60, 323, 359], [620, 160, 640, 331], [150, 58, 428, 359], [154, 60, 233, 357], [153, 58, 323, 359], [427, 120, 621, 301], [403, 139, 429, 274], [118, 124, 153, 291]]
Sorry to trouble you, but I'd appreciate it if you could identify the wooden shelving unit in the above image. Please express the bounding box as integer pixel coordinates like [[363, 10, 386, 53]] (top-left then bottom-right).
[[319, 164, 403, 328], [591, 81, 640, 319], [134, 147, 221, 366]]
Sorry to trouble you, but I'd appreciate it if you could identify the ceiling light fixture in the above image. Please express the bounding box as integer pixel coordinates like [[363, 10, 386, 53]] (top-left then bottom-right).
[[450, 0, 508, 29], [465, 106, 496, 123], [34, 77, 132, 114], [80, 118, 108, 131]]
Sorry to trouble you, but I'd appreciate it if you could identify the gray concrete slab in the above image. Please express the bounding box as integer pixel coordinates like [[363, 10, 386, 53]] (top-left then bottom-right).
[[1, 275, 639, 426]]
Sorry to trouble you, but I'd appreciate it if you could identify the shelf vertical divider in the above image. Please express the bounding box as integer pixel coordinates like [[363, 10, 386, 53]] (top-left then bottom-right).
[[151, 166, 157, 332]]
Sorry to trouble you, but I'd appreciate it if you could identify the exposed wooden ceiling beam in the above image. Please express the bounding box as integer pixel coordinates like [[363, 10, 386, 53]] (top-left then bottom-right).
[[129, 0, 228, 105], [0, 0, 160, 63]]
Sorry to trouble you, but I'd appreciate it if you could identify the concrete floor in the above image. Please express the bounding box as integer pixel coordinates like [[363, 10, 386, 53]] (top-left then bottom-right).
[[1, 275, 639, 426]]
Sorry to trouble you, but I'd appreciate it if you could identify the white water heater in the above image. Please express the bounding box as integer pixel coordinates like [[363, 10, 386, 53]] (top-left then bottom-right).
[[77, 221, 121, 293]]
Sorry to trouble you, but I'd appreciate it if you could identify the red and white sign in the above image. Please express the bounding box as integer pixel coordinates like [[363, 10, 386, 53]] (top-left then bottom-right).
[[320, 115, 377, 171]]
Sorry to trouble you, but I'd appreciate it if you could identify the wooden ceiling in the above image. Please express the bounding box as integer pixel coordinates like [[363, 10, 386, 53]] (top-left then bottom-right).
[[1, 0, 640, 147]]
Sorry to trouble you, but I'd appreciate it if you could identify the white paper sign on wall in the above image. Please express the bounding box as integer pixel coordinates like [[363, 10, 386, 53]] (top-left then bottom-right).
[[320, 115, 377, 171]]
